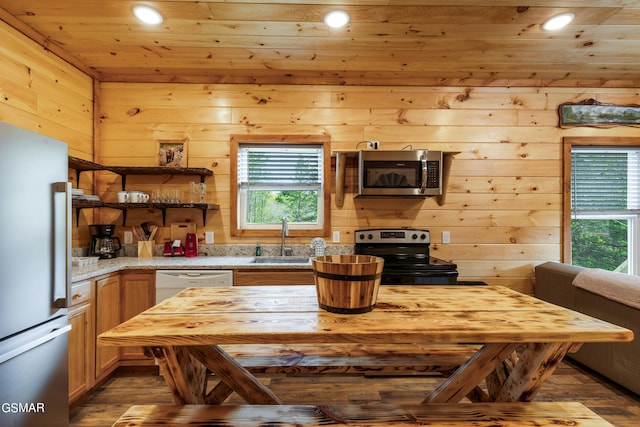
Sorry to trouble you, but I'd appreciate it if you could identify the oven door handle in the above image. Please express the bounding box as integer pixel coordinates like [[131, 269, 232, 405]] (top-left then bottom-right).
[[420, 154, 427, 194]]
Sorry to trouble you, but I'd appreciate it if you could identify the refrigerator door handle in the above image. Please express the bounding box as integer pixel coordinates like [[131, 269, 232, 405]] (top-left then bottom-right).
[[52, 182, 72, 309], [0, 325, 71, 364]]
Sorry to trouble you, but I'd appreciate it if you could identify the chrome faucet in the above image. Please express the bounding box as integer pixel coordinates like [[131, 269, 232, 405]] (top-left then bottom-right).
[[281, 217, 292, 256]]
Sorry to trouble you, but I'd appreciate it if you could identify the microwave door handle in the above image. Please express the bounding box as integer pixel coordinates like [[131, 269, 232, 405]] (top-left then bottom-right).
[[420, 155, 427, 194]]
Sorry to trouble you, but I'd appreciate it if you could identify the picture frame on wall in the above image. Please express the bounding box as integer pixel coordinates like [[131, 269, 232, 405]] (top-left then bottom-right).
[[559, 98, 640, 128], [158, 141, 187, 167]]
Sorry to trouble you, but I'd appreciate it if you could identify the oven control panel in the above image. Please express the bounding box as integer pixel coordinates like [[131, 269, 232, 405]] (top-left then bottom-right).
[[355, 228, 430, 244]]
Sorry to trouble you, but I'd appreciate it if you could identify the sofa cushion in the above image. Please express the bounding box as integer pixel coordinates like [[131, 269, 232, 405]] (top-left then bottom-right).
[[572, 268, 640, 309]]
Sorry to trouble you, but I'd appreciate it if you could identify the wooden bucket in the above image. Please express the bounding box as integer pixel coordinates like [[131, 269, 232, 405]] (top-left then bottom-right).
[[312, 255, 384, 314]]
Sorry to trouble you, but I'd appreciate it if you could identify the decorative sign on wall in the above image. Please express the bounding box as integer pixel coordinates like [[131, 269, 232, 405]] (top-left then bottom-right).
[[559, 98, 640, 128], [158, 141, 187, 167]]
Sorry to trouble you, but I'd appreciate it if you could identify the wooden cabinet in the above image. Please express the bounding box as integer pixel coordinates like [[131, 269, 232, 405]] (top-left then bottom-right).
[[67, 280, 94, 404], [234, 269, 314, 286], [69, 271, 157, 404], [95, 274, 121, 380], [119, 271, 155, 364]]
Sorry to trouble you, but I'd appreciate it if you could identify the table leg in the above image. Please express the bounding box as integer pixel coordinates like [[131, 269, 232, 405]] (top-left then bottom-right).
[[425, 341, 575, 404], [492, 342, 573, 402], [485, 348, 519, 399], [205, 381, 235, 405], [189, 345, 283, 405], [424, 343, 520, 403], [147, 346, 208, 404]]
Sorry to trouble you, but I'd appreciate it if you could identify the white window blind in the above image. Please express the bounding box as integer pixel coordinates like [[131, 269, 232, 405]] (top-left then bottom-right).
[[238, 144, 323, 187], [571, 148, 640, 211]]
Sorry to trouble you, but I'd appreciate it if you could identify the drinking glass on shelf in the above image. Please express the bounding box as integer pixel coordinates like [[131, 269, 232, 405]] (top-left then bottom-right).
[[189, 182, 198, 203], [190, 182, 206, 203], [198, 183, 206, 203], [169, 189, 180, 203], [154, 188, 176, 203], [154, 189, 168, 203]]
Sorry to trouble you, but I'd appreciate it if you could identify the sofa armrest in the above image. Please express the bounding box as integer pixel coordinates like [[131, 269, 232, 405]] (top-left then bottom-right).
[[534, 262, 585, 309]]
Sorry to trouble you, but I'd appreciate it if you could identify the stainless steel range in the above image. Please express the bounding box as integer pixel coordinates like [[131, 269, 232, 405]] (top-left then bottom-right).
[[354, 228, 458, 285]]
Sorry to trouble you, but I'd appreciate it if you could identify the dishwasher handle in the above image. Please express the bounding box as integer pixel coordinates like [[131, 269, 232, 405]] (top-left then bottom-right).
[[155, 270, 234, 286], [160, 271, 229, 279]]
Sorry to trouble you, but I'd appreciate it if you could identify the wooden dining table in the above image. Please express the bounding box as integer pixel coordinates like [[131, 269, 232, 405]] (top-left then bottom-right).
[[98, 285, 633, 406]]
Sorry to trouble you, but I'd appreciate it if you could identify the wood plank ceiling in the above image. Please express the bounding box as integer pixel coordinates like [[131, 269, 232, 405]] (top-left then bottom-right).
[[1, 0, 639, 87]]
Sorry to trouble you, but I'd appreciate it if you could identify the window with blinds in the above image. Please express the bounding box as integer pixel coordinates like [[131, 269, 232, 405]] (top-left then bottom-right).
[[570, 147, 640, 274], [236, 143, 325, 230]]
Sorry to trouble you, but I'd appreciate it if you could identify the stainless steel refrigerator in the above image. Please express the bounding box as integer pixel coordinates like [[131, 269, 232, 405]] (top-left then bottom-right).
[[0, 122, 71, 427]]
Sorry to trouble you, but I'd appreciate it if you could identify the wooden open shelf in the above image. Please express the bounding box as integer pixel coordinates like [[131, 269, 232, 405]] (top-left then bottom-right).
[[69, 156, 213, 189], [69, 156, 218, 225]]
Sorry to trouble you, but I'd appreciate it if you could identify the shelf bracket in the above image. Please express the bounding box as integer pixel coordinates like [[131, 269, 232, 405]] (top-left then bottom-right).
[[335, 152, 347, 208], [161, 208, 167, 226]]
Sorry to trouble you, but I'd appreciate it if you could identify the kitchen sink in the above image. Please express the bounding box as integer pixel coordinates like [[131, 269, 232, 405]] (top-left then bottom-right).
[[251, 256, 311, 264]]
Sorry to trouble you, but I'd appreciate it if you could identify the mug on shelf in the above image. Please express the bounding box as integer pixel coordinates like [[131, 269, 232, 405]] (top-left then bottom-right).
[[117, 191, 129, 203], [130, 191, 149, 203]]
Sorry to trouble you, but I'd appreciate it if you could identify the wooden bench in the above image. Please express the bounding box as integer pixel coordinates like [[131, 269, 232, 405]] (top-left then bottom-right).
[[111, 402, 614, 426], [220, 343, 480, 376]]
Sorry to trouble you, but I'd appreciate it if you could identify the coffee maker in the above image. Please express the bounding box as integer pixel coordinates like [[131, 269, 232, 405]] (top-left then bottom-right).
[[89, 224, 122, 259]]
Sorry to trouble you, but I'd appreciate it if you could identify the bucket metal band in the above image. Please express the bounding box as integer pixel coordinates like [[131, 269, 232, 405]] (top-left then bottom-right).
[[319, 303, 374, 314], [313, 271, 381, 281]]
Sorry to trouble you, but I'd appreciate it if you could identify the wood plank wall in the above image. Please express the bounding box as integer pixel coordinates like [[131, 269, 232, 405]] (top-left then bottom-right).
[[0, 20, 94, 247], [98, 83, 640, 293], [2, 16, 639, 293]]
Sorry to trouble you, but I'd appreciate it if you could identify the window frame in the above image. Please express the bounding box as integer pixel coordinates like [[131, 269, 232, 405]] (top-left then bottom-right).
[[562, 137, 640, 267], [230, 134, 331, 238]]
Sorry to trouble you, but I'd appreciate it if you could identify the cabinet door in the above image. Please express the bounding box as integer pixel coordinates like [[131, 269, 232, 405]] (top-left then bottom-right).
[[68, 280, 94, 403], [234, 269, 315, 286], [95, 275, 120, 380], [68, 302, 93, 403], [119, 272, 155, 363]]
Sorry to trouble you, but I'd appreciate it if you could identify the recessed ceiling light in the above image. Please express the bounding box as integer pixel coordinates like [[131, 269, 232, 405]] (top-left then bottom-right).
[[133, 5, 163, 25], [324, 10, 350, 29], [542, 12, 575, 31]]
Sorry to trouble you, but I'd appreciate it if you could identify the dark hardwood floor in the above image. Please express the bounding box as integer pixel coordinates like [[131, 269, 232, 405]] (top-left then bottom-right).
[[70, 360, 640, 427]]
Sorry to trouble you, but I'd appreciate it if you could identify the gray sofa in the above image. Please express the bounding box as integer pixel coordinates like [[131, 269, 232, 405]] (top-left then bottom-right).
[[535, 261, 639, 395]]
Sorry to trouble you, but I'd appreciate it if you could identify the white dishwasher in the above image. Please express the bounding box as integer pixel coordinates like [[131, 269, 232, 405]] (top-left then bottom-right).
[[155, 270, 233, 304]]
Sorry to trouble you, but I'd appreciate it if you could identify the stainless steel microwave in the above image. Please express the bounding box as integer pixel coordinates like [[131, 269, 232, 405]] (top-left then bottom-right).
[[357, 150, 443, 197]]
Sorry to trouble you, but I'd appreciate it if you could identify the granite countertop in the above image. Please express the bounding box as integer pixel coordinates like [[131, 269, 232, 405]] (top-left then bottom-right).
[[72, 256, 312, 282]]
